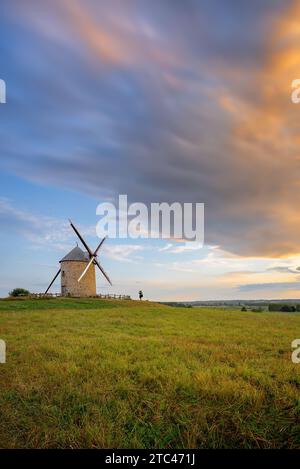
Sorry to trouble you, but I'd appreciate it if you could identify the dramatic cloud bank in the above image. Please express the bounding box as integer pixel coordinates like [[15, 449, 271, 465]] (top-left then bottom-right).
[[1, 0, 300, 261]]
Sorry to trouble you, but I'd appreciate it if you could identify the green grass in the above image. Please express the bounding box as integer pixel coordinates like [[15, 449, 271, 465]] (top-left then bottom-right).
[[0, 298, 300, 448]]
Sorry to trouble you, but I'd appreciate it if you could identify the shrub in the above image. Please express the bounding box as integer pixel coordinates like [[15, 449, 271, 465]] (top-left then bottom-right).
[[9, 288, 30, 297]]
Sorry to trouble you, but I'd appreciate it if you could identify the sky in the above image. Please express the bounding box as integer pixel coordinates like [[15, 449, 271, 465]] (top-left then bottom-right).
[[1, 0, 300, 300]]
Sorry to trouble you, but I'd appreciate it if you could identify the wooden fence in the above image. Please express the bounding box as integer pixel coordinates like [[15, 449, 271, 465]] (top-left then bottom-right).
[[31, 293, 131, 300]]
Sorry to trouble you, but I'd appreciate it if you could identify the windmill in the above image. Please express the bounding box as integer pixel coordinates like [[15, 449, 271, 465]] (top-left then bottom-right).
[[45, 219, 112, 296]]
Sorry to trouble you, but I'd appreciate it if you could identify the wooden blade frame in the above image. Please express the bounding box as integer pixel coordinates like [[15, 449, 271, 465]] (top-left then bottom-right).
[[69, 219, 93, 256], [94, 258, 112, 285], [44, 268, 61, 294], [78, 256, 95, 283], [69, 220, 112, 286], [94, 236, 107, 256]]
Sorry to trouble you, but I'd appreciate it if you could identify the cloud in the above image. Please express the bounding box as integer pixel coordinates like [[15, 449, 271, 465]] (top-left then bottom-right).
[[169, 242, 204, 254], [238, 281, 300, 292], [0, 198, 70, 249], [102, 243, 144, 263], [0, 198, 97, 251], [266, 266, 295, 273], [158, 243, 173, 252], [1, 0, 300, 260], [0, 198, 145, 266], [158, 242, 203, 253]]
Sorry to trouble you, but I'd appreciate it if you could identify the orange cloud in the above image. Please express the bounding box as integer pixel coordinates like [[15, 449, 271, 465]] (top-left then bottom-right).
[[63, 0, 131, 65], [62, 0, 181, 70], [215, 0, 300, 257]]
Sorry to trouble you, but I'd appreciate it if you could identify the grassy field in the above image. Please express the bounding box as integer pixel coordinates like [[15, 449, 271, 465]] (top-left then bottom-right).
[[0, 298, 299, 449]]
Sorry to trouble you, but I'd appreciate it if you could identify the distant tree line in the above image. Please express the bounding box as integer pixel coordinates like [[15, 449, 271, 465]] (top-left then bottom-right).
[[268, 303, 299, 312], [160, 302, 193, 308]]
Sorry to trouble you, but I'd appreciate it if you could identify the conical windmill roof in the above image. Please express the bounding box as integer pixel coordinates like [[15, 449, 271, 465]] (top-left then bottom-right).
[[60, 246, 89, 263]]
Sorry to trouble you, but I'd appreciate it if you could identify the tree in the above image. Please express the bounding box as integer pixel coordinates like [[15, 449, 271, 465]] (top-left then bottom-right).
[[139, 290, 143, 301], [9, 288, 30, 297], [280, 305, 296, 312], [241, 306, 247, 311]]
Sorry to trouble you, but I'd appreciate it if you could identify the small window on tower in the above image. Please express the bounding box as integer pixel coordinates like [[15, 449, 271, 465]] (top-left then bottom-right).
[[62, 270, 65, 277]]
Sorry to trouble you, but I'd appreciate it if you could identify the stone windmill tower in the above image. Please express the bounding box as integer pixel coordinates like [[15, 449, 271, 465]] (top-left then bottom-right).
[[59, 246, 96, 296], [44, 220, 112, 297]]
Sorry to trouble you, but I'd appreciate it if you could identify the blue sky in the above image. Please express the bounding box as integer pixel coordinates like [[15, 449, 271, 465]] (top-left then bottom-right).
[[1, 0, 300, 300]]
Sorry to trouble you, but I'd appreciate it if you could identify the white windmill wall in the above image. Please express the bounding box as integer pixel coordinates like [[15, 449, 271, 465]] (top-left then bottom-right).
[[61, 261, 96, 297]]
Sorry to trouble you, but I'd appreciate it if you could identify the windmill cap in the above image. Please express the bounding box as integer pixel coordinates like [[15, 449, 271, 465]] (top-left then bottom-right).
[[60, 246, 89, 263]]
